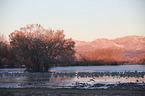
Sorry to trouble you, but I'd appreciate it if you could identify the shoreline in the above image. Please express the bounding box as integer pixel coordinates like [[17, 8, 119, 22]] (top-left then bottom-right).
[[1, 63, 145, 69], [0, 88, 145, 96]]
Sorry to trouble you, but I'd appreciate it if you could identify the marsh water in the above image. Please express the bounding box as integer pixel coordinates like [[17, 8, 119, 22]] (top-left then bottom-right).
[[0, 64, 145, 89]]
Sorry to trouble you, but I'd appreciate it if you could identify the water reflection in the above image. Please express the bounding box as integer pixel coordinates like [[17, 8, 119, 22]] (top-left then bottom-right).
[[51, 65, 145, 72]]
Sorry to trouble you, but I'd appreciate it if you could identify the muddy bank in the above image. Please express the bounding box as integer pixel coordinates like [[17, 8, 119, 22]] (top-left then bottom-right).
[[0, 88, 145, 96]]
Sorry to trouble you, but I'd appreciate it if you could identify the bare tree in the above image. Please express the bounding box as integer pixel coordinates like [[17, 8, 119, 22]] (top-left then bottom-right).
[[9, 24, 75, 72]]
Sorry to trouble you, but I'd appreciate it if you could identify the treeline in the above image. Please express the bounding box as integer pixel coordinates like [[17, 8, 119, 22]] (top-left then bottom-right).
[[77, 48, 145, 65], [0, 34, 17, 68], [78, 48, 124, 65], [121, 53, 145, 64]]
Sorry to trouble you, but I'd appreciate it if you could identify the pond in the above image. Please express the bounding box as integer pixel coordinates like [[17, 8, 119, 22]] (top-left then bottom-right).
[[0, 64, 145, 89]]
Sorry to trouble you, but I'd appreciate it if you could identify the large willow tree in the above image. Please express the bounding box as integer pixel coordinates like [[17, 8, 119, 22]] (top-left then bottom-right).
[[9, 24, 75, 72]]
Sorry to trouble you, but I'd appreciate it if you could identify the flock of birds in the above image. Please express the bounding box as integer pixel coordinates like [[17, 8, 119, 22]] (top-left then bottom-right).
[[0, 71, 145, 79], [0, 71, 145, 89]]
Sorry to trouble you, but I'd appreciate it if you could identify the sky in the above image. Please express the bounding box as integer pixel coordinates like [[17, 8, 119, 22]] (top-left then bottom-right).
[[0, 0, 145, 42]]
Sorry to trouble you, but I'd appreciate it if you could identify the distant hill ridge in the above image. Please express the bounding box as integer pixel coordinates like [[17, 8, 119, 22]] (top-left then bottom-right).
[[74, 35, 145, 58]]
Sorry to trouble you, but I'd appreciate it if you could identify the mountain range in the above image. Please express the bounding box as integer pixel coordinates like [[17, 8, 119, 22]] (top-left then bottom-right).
[[74, 35, 145, 58]]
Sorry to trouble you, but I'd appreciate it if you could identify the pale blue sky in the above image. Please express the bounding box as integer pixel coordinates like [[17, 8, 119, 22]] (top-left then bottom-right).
[[0, 0, 145, 41]]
